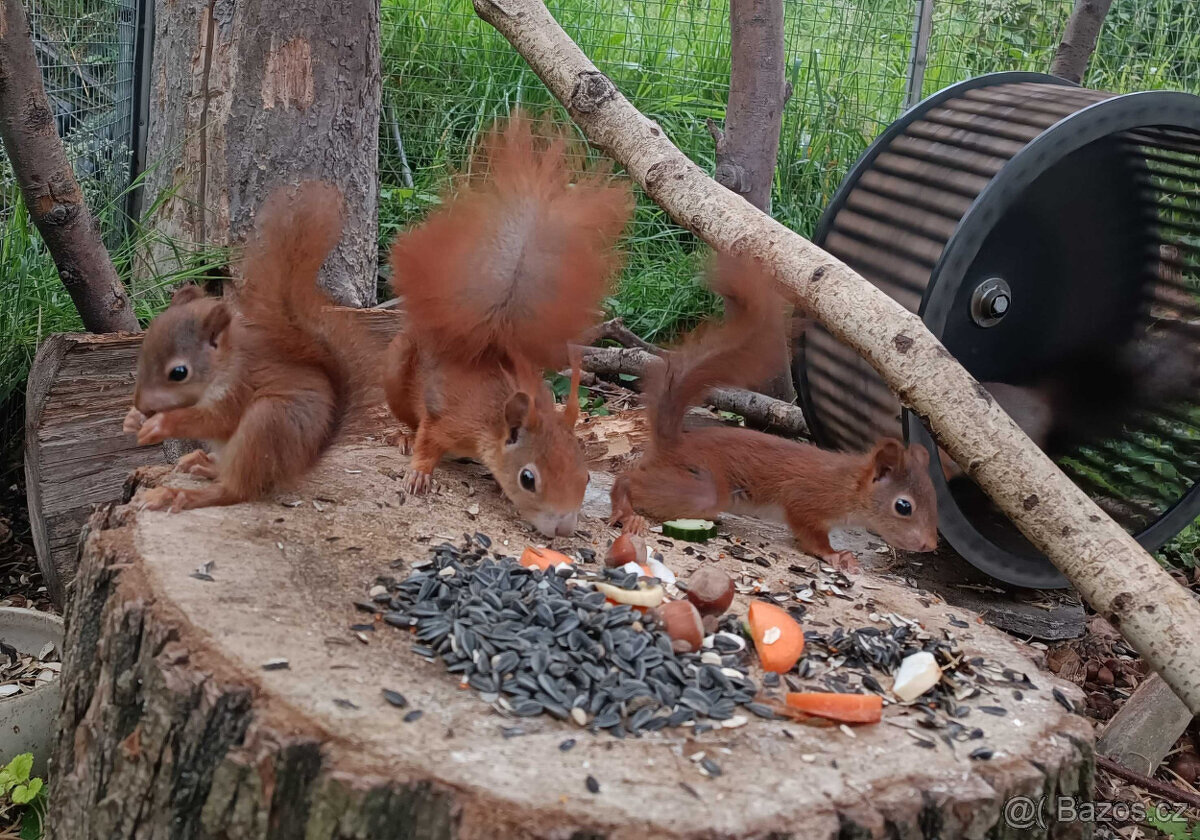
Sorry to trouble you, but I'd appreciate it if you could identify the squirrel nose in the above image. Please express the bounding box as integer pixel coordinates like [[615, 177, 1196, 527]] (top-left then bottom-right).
[[555, 513, 579, 537]]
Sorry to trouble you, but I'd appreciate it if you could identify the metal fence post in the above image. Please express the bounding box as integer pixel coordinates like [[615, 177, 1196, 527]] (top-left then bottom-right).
[[904, 0, 934, 109], [125, 0, 154, 230]]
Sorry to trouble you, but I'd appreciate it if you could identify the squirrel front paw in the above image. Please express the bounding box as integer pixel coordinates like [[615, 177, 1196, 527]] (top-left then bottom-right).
[[823, 550, 860, 574], [139, 486, 186, 512], [614, 514, 648, 537], [384, 428, 415, 456], [176, 449, 218, 479], [136, 412, 173, 446], [403, 469, 434, 496], [123, 406, 147, 435]]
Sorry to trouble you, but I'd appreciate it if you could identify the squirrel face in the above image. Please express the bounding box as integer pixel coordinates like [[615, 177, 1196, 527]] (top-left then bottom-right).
[[134, 285, 232, 415], [495, 385, 589, 537], [860, 439, 938, 553]]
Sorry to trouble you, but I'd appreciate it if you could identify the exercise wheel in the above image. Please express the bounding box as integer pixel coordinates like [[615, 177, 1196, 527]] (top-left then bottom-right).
[[795, 71, 1200, 588]]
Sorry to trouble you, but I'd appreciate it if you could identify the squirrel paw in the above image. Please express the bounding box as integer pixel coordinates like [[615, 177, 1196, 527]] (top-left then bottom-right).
[[139, 486, 186, 513], [822, 550, 860, 574], [176, 449, 218, 479], [403, 469, 434, 496], [618, 515, 649, 537], [123, 406, 147, 435], [384, 428, 415, 456], [137, 412, 172, 446]]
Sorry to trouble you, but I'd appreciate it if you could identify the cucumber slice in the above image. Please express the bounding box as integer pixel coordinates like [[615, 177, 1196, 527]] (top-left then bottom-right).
[[662, 519, 718, 542]]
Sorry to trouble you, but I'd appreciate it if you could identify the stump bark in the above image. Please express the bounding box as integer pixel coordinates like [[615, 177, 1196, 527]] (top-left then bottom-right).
[[140, 0, 381, 306], [50, 441, 1095, 839]]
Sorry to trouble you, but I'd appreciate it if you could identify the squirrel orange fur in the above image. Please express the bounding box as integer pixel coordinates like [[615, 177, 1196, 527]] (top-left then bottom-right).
[[123, 181, 376, 511], [609, 255, 939, 570], [383, 112, 633, 536]]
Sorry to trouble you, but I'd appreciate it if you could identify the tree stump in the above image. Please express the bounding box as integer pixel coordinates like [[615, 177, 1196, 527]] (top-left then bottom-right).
[[49, 440, 1095, 839], [140, 0, 381, 306]]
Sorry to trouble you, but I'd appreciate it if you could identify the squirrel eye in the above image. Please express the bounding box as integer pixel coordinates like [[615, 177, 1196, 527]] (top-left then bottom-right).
[[168, 365, 189, 382], [894, 498, 913, 517], [519, 468, 537, 492]]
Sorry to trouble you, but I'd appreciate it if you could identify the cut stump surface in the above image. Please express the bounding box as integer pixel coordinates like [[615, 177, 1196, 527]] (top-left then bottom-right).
[[50, 437, 1094, 839]]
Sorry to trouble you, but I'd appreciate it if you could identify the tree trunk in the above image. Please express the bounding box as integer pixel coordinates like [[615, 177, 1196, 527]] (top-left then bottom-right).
[[709, 0, 795, 402], [709, 0, 788, 215], [141, 0, 381, 306], [1049, 0, 1114, 84], [48, 447, 1095, 838], [472, 0, 1200, 714], [0, 0, 139, 334]]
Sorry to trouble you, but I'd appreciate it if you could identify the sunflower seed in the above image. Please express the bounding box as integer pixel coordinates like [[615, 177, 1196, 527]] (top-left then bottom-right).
[[382, 689, 408, 708]]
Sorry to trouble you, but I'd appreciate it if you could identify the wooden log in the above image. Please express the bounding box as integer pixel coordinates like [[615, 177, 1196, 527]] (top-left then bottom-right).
[[23, 309, 403, 605], [1095, 673, 1194, 777], [139, 0, 381, 306], [49, 442, 1094, 838], [471, 0, 1200, 714]]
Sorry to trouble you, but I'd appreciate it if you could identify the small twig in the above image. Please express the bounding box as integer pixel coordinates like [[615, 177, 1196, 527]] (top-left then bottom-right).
[[1095, 754, 1200, 811], [581, 317, 661, 354], [577, 345, 809, 437]]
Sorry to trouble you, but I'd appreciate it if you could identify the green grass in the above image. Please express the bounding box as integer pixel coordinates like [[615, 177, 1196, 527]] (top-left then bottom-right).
[[377, 0, 1200, 341], [379, 0, 921, 339]]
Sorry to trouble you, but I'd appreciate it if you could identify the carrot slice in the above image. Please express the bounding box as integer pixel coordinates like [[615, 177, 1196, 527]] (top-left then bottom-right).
[[519, 546, 573, 571], [786, 692, 882, 724], [747, 601, 804, 673]]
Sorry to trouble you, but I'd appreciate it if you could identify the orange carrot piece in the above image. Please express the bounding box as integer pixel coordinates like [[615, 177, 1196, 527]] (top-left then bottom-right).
[[786, 692, 883, 724], [747, 600, 805, 673], [519, 546, 573, 571]]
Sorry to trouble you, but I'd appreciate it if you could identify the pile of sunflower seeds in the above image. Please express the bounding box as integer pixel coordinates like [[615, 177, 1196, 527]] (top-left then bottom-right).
[[362, 536, 775, 736], [0, 640, 60, 699]]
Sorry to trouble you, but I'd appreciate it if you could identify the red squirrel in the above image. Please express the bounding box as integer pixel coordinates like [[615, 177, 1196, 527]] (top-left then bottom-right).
[[939, 330, 1200, 481], [122, 181, 375, 511], [383, 112, 633, 537], [609, 255, 939, 570], [940, 245, 1198, 480]]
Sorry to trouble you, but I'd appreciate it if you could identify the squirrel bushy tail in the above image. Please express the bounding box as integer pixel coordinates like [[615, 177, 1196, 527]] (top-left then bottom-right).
[[646, 254, 788, 444], [238, 180, 378, 441], [389, 110, 634, 371]]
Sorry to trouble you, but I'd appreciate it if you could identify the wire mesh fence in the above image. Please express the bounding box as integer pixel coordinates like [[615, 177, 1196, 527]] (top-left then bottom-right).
[[0, 0, 139, 248], [3, 0, 1199, 343], [378, 0, 1200, 339]]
